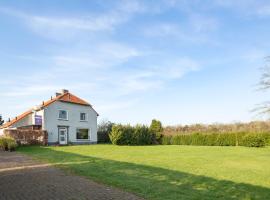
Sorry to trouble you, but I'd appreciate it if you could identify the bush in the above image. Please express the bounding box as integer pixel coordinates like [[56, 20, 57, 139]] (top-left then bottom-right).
[[109, 124, 153, 145], [163, 132, 269, 147], [0, 136, 17, 151], [161, 135, 172, 145], [241, 134, 266, 147], [7, 139, 17, 151], [0, 137, 8, 151]]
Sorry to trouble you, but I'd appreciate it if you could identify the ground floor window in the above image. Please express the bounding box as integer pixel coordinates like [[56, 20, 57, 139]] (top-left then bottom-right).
[[76, 128, 89, 140]]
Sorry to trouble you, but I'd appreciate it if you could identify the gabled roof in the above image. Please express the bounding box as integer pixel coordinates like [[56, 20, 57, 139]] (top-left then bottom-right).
[[1, 110, 33, 129], [0, 92, 98, 129], [42, 92, 91, 108]]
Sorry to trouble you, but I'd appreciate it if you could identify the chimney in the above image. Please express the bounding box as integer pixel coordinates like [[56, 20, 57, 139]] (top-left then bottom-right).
[[56, 89, 69, 97], [61, 89, 69, 94], [56, 92, 61, 97]]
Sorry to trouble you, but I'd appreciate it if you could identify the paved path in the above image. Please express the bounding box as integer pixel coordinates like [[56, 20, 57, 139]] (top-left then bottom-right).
[[0, 151, 143, 200]]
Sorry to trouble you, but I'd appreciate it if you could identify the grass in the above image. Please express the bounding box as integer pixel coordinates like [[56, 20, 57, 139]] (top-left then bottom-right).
[[18, 145, 270, 200]]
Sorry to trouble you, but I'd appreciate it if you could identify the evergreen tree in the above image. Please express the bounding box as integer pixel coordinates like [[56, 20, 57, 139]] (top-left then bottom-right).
[[0, 115, 4, 126], [150, 119, 163, 142]]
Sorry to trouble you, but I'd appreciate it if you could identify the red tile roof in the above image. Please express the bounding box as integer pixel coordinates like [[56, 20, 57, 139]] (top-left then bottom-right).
[[1, 110, 33, 129], [1, 92, 98, 129]]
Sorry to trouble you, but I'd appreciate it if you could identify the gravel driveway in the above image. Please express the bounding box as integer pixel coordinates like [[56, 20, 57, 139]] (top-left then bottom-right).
[[0, 151, 143, 200]]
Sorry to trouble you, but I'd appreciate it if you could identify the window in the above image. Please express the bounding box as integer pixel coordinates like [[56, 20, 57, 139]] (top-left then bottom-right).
[[76, 129, 89, 140], [80, 113, 87, 121], [58, 110, 68, 120]]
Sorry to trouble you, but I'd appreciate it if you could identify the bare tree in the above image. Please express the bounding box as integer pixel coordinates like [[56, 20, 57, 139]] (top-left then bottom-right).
[[255, 56, 270, 115]]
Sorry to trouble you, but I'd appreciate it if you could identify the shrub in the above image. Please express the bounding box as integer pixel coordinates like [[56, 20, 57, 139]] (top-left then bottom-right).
[[216, 133, 236, 146], [109, 124, 153, 145], [0, 137, 8, 151], [241, 134, 266, 147], [7, 139, 17, 151], [109, 125, 125, 145], [133, 125, 152, 145], [0, 136, 17, 151], [161, 135, 172, 145], [165, 132, 268, 147]]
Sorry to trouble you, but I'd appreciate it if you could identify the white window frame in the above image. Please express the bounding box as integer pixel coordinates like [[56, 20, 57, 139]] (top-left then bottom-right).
[[58, 109, 69, 121], [76, 128, 91, 141], [80, 112, 88, 122]]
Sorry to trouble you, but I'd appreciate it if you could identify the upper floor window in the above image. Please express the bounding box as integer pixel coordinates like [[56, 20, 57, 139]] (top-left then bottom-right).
[[80, 113, 87, 121], [58, 110, 68, 120]]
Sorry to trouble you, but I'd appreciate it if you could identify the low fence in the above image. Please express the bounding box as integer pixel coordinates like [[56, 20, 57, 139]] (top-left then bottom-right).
[[3, 129, 48, 145]]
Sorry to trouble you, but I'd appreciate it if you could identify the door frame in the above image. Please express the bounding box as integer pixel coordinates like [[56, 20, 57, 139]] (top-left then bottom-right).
[[58, 126, 69, 145]]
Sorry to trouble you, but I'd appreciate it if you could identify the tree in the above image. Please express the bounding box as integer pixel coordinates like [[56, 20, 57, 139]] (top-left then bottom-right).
[[255, 57, 270, 115], [97, 119, 114, 143], [0, 115, 4, 126], [150, 119, 163, 143]]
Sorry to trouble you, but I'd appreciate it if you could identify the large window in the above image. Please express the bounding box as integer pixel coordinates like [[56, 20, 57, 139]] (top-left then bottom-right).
[[80, 113, 87, 121], [76, 129, 89, 140], [58, 110, 68, 120]]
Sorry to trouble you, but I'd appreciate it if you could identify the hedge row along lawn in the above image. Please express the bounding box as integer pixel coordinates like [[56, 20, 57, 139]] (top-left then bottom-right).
[[18, 145, 270, 200]]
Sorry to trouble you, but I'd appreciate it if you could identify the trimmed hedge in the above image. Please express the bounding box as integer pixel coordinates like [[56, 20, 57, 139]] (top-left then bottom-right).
[[0, 136, 18, 151], [109, 124, 153, 145], [161, 132, 269, 147]]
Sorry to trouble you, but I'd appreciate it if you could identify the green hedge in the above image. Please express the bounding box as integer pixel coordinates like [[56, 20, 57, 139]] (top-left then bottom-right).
[[0, 136, 17, 151], [161, 132, 269, 147], [109, 124, 153, 145]]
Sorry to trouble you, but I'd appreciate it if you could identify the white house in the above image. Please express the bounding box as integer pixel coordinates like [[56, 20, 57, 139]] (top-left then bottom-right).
[[0, 89, 98, 145]]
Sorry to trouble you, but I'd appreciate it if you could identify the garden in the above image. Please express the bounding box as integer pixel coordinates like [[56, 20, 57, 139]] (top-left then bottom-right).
[[2, 119, 270, 199], [18, 145, 270, 200]]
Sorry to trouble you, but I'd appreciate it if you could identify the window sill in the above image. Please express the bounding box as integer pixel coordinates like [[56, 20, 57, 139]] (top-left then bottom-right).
[[58, 118, 68, 121], [79, 120, 88, 122], [76, 139, 91, 141]]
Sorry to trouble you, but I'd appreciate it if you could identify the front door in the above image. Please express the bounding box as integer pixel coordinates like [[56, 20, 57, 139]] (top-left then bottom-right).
[[59, 128, 67, 145]]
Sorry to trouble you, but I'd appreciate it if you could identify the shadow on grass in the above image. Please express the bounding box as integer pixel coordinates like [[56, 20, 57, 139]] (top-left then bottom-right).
[[19, 146, 270, 200]]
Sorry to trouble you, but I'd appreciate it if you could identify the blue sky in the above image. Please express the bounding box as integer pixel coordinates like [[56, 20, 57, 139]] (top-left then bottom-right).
[[0, 0, 270, 125]]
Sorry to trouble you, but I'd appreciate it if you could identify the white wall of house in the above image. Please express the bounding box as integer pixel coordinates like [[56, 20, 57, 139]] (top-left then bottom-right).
[[43, 101, 98, 144], [10, 114, 33, 128]]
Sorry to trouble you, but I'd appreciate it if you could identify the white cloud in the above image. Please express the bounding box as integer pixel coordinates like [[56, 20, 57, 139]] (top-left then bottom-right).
[[214, 0, 270, 17], [0, 1, 202, 121], [97, 98, 140, 112], [189, 14, 219, 32], [256, 5, 270, 16], [52, 42, 140, 71], [0, 1, 144, 40], [143, 19, 219, 45], [143, 23, 181, 37]]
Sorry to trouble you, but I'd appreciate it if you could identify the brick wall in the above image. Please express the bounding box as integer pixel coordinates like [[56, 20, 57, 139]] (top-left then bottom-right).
[[3, 129, 48, 145]]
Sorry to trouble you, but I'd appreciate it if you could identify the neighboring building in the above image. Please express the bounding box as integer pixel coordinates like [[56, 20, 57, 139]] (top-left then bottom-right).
[[0, 89, 98, 145]]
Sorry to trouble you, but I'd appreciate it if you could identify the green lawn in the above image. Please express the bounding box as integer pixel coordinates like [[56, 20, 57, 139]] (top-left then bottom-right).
[[18, 145, 270, 200]]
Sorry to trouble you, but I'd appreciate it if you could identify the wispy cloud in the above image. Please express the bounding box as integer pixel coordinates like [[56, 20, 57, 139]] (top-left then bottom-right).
[[214, 0, 270, 17], [52, 42, 140, 71], [188, 14, 219, 33], [98, 98, 141, 112], [0, 0, 202, 121], [142, 21, 217, 44], [0, 1, 144, 40]]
